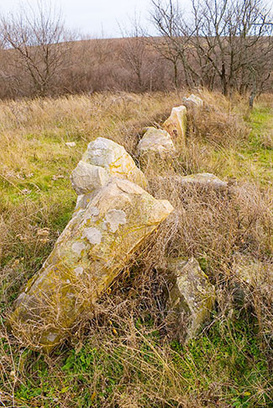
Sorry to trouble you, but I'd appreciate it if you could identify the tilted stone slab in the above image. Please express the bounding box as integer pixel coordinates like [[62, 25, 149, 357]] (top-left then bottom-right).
[[167, 257, 215, 341], [71, 137, 147, 194], [137, 127, 176, 157], [163, 105, 187, 147], [10, 178, 173, 351]]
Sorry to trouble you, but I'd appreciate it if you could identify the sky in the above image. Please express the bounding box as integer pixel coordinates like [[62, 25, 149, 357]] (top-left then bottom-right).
[[0, 0, 272, 39], [0, 0, 157, 38]]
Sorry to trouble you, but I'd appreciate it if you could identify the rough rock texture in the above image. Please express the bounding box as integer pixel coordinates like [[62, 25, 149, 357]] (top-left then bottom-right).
[[163, 105, 187, 147], [71, 161, 110, 195], [71, 137, 147, 193], [137, 127, 176, 157], [10, 178, 173, 351], [167, 257, 215, 341], [182, 94, 203, 108]]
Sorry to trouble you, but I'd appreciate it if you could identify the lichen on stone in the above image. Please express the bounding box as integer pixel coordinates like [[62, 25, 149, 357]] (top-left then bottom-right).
[[82, 227, 103, 245], [71, 242, 86, 255], [105, 209, 127, 232]]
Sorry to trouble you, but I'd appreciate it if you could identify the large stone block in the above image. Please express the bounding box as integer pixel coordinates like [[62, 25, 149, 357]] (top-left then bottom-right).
[[71, 137, 147, 194], [10, 178, 173, 351]]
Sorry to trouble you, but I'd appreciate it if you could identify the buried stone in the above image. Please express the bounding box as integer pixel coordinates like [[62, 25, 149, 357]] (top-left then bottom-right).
[[151, 173, 228, 193], [10, 178, 173, 351]]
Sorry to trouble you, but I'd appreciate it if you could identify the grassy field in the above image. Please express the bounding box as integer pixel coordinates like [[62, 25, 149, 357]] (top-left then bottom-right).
[[0, 91, 272, 407]]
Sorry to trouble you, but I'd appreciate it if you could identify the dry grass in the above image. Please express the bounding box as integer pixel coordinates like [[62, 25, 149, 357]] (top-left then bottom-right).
[[0, 90, 272, 407], [186, 92, 249, 148]]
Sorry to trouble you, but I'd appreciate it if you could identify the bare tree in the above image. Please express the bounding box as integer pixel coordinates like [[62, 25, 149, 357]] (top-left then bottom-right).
[[150, 0, 273, 99], [191, 0, 273, 96], [119, 15, 150, 91], [150, 0, 196, 88], [1, 0, 71, 96]]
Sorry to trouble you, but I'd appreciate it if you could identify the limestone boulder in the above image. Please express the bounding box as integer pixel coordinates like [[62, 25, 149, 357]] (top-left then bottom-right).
[[163, 105, 187, 147], [167, 257, 215, 341], [137, 127, 176, 157], [71, 137, 147, 194], [10, 178, 173, 351]]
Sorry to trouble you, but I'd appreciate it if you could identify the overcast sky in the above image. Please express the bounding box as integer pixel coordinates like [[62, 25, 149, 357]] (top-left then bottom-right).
[[0, 0, 158, 38], [0, 0, 272, 38]]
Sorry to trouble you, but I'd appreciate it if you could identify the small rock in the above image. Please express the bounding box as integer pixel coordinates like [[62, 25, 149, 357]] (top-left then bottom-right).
[[152, 173, 227, 192], [65, 142, 76, 147], [37, 228, 50, 237], [52, 175, 64, 181], [179, 173, 227, 189], [21, 189, 31, 195]]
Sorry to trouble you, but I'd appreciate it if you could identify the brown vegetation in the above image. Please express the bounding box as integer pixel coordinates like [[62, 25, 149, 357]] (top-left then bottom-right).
[[0, 90, 272, 406], [0, 0, 271, 102]]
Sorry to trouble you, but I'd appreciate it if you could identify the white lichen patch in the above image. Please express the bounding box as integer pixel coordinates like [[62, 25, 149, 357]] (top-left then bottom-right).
[[71, 241, 86, 255], [82, 227, 102, 244], [74, 266, 84, 276], [105, 209, 127, 232]]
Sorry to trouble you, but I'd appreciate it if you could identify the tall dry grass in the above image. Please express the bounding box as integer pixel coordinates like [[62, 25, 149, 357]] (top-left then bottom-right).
[[0, 91, 272, 407]]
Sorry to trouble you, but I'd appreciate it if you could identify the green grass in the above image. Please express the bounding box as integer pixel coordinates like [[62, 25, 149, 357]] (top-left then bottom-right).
[[0, 92, 272, 408], [207, 104, 273, 184], [10, 312, 271, 407]]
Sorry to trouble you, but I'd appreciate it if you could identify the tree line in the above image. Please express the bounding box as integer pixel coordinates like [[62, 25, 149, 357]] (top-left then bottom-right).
[[151, 0, 273, 104], [0, 0, 272, 102]]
